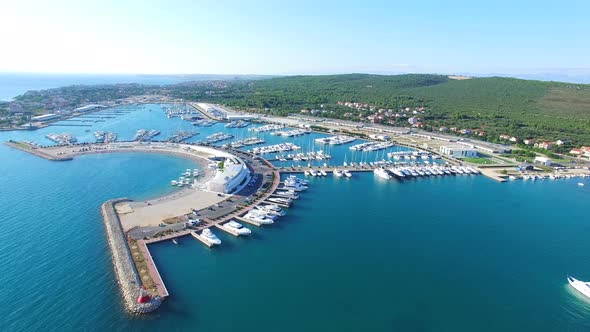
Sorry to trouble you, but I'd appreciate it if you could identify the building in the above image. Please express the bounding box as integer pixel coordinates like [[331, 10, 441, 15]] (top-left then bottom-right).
[[207, 159, 250, 194], [226, 114, 258, 121], [534, 156, 553, 166], [31, 114, 59, 122], [439, 145, 478, 158], [369, 134, 390, 141], [535, 141, 554, 150], [74, 104, 105, 113]]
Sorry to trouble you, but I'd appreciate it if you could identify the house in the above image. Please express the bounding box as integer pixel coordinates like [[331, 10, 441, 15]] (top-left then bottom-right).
[[523, 139, 534, 146], [408, 116, 419, 125], [460, 129, 472, 135], [570, 148, 583, 155], [509, 137, 518, 143], [439, 126, 449, 132], [499, 134, 511, 140], [535, 141, 554, 150], [556, 139, 570, 146]]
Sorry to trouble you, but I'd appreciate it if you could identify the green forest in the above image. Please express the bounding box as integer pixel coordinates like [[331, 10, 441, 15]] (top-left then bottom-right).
[[173, 74, 590, 146]]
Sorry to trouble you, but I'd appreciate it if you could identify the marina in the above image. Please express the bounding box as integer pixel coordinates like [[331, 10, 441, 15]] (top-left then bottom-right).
[[2, 103, 590, 331]]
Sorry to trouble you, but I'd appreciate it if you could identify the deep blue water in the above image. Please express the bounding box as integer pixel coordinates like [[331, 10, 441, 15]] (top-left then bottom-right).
[[0, 104, 589, 331]]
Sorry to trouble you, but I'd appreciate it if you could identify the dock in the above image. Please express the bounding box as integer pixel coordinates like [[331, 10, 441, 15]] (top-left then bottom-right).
[[190, 231, 214, 248], [136, 240, 169, 298]]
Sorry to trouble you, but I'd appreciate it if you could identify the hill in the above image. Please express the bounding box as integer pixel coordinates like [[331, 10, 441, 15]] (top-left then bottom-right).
[[188, 74, 590, 146]]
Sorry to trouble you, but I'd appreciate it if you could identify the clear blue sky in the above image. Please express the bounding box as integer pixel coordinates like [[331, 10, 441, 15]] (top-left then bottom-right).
[[0, 0, 588, 75]]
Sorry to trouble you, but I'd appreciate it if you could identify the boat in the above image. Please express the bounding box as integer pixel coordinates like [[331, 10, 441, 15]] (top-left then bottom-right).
[[374, 168, 391, 180], [320, 170, 327, 177], [201, 228, 221, 245], [256, 205, 286, 216], [333, 169, 343, 177], [579, 183, 585, 187], [244, 214, 274, 225], [225, 221, 252, 235], [267, 197, 292, 205], [172, 238, 179, 245], [568, 276, 590, 299], [344, 170, 352, 178]]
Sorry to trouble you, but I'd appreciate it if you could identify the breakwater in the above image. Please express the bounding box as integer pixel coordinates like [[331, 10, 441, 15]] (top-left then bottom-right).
[[101, 199, 162, 314], [4, 141, 73, 161]]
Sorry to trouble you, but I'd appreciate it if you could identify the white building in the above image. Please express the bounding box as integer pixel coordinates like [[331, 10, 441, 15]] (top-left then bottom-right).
[[31, 114, 59, 122], [534, 156, 553, 166], [226, 114, 258, 121], [440, 145, 477, 158], [207, 159, 250, 193]]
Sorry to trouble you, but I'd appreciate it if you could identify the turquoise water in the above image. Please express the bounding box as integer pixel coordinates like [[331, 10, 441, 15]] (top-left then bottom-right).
[[1, 105, 590, 331]]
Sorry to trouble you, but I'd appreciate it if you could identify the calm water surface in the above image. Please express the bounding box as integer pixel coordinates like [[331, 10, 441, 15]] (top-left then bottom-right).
[[0, 104, 589, 331]]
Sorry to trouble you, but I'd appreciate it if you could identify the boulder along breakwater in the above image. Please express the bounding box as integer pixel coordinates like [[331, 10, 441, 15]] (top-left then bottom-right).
[[101, 199, 162, 314]]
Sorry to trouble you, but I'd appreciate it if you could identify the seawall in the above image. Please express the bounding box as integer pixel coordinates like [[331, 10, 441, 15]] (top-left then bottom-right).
[[100, 199, 162, 314]]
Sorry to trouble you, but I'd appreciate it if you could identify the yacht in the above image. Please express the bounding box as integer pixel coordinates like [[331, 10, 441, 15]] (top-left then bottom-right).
[[244, 214, 274, 225], [267, 197, 292, 205], [320, 170, 327, 176], [333, 169, 343, 177], [374, 168, 391, 180], [256, 205, 286, 216], [568, 276, 590, 299], [170, 180, 178, 186], [225, 221, 252, 235], [248, 209, 278, 220], [309, 170, 318, 177], [201, 228, 221, 245], [344, 170, 352, 178]]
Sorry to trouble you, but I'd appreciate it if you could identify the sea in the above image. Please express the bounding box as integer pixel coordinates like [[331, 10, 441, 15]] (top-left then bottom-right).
[[0, 76, 590, 331]]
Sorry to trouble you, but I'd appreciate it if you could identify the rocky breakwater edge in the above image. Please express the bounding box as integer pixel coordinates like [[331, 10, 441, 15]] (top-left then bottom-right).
[[101, 198, 162, 314]]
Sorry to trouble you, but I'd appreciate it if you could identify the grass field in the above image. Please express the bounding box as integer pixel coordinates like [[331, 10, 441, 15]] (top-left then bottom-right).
[[460, 157, 497, 165]]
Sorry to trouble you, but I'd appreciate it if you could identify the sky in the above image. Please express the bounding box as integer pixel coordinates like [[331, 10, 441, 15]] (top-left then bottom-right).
[[0, 0, 588, 77]]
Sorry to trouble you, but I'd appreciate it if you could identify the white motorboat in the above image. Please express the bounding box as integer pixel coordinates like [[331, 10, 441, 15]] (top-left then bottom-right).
[[333, 169, 343, 177], [201, 228, 221, 245], [374, 168, 391, 180], [344, 170, 352, 178], [225, 221, 252, 235], [568, 276, 590, 299]]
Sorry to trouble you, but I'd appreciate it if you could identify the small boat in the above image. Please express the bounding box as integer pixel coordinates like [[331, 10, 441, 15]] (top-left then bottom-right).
[[568, 276, 590, 299], [578, 183, 585, 187], [344, 170, 352, 178], [333, 169, 343, 177], [172, 238, 179, 245]]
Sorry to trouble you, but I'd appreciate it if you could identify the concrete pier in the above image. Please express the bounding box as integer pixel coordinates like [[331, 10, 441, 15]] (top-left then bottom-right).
[[190, 231, 214, 247]]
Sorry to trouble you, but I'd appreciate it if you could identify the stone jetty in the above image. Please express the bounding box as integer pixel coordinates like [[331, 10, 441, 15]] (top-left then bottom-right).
[[101, 199, 162, 314]]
